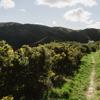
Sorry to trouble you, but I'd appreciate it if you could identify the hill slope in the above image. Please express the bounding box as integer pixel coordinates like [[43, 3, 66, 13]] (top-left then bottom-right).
[[0, 22, 100, 48]]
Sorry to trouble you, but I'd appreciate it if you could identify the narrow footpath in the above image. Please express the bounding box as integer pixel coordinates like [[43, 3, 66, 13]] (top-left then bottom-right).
[[86, 56, 96, 100]]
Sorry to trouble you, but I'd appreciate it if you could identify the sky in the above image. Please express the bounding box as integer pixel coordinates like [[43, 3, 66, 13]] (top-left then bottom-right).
[[0, 0, 100, 29]]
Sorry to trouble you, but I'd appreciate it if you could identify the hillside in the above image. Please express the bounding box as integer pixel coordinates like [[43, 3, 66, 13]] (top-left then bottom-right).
[[0, 22, 100, 48]]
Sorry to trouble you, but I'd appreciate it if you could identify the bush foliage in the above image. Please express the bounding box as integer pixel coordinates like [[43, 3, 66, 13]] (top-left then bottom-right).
[[0, 41, 100, 100]]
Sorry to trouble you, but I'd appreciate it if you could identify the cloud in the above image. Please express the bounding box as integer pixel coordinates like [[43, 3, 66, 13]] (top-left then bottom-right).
[[52, 20, 57, 26], [64, 8, 100, 29], [34, 22, 43, 24], [36, 0, 97, 8], [0, 0, 15, 9], [87, 22, 100, 29], [19, 9, 26, 12], [64, 8, 93, 24]]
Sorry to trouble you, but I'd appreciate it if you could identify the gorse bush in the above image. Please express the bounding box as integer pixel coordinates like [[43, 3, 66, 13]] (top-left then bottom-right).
[[0, 40, 100, 100], [2, 96, 14, 100]]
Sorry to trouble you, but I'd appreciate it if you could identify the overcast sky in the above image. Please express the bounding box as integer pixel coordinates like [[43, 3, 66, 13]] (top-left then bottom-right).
[[0, 0, 100, 29]]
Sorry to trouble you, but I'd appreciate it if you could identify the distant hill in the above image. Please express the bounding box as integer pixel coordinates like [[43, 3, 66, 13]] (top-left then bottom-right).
[[0, 22, 100, 48]]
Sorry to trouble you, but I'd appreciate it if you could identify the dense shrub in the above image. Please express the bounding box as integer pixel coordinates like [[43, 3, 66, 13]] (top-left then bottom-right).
[[0, 41, 100, 100]]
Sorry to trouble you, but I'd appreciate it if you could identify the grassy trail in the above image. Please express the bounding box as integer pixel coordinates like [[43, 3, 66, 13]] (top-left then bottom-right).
[[46, 52, 100, 100], [86, 56, 96, 100], [69, 53, 97, 100], [93, 51, 100, 100]]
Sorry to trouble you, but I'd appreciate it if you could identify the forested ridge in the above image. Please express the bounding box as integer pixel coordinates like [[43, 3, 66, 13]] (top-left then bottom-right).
[[0, 40, 100, 100], [0, 22, 100, 48]]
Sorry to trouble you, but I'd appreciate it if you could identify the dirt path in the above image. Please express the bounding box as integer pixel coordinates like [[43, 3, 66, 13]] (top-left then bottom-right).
[[86, 56, 95, 100]]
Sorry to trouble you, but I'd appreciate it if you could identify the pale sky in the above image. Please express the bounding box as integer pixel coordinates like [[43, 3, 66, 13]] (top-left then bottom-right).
[[0, 0, 100, 29]]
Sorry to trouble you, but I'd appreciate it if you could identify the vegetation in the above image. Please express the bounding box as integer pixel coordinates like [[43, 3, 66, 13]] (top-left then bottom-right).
[[0, 40, 100, 100], [47, 53, 94, 100], [69, 54, 93, 100], [92, 51, 100, 100]]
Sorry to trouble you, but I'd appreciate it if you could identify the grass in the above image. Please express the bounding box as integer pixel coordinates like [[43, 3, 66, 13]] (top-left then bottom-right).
[[45, 53, 94, 100], [93, 51, 100, 100]]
